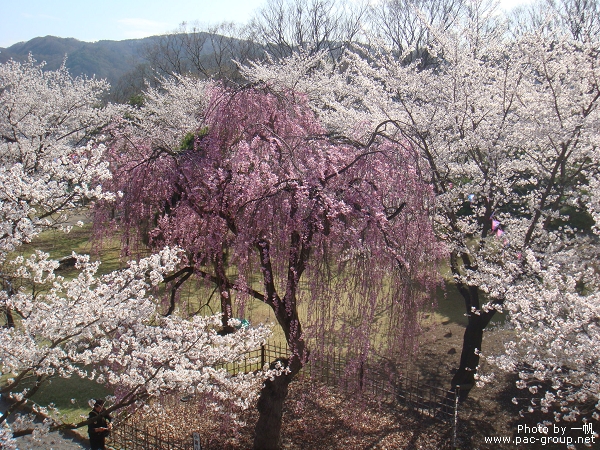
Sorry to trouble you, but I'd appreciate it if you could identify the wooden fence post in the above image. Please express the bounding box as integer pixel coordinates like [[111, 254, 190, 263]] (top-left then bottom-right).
[[453, 385, 460, 449], [359, 361, 364, 391], [193, 431, 202, 450]]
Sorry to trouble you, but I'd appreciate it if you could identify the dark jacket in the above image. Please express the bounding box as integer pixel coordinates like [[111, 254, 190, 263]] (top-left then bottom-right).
[[88, 409, 112, 439]]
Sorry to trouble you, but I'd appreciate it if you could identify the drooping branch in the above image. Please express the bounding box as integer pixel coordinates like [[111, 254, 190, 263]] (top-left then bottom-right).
[[195, 268, 266, 303], [385, 202, 406, 221], [164, 266, 194, 316], [256, 238, 280, 309]]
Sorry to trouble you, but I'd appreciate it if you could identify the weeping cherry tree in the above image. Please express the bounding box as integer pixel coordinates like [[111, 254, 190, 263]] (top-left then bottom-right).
[[98, 81, 442, 449]]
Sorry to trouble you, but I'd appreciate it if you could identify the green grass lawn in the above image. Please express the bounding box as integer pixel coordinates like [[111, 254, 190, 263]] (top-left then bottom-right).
[[29, 374, 111, 426], [21, 223, 125, 274], [433, 281, 505, 327]]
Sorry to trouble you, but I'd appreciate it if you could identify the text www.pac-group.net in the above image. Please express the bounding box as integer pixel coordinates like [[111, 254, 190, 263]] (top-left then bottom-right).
[[483, 423, 597, 446]]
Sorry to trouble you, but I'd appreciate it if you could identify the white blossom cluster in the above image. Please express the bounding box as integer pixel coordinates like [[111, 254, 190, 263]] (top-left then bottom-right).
[[487, 263, 600, 421], [0, 424, 17, 450], [0, 56, 117, 253], [117, 75, 210, 153], [0, 57, 274, 445], [2, 247, 272, 402]]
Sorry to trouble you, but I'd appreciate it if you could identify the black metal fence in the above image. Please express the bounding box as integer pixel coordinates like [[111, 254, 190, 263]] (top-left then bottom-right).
[[217, 340, 290, 375], [108, 421, 190, 450], [109, 342, 460, 449], [395, 371, 459, 423], [299, 348, 459, 424]]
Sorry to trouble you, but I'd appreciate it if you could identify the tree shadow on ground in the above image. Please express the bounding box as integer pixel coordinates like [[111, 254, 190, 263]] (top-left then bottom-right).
[[281, 382, 453, 449]]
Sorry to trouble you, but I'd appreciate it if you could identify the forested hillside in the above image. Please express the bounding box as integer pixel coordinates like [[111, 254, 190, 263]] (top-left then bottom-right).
[[0, 29, 259, 100], [0, 35, 156, 84]]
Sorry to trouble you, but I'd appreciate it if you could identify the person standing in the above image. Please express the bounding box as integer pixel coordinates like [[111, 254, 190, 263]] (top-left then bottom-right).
[[88, 399, 112, 450]]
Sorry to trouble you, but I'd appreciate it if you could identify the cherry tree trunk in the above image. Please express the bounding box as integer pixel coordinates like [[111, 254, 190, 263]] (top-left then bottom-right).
[[451, 306, 496, 401], [253, 363, 294, 450], [447, 274, 499, 401], [214, 253, 235, 335]]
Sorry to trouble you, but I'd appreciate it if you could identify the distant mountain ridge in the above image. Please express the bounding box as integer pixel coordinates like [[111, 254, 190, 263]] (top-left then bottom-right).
[[0, 35, 163, 85]]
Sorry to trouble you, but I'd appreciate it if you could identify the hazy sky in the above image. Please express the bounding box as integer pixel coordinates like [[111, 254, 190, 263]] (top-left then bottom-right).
[[0, 0, 532, 48]]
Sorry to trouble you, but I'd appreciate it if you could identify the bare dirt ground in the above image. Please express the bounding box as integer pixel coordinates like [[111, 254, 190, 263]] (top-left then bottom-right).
[[1, 395, 87, 450], [135, 380, 454, 450], [414, 318, 516, 449], [412, 318, 596, 450]]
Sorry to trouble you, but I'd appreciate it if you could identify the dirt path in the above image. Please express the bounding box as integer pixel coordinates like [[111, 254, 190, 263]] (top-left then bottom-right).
[[1, 396, 87, 450]]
